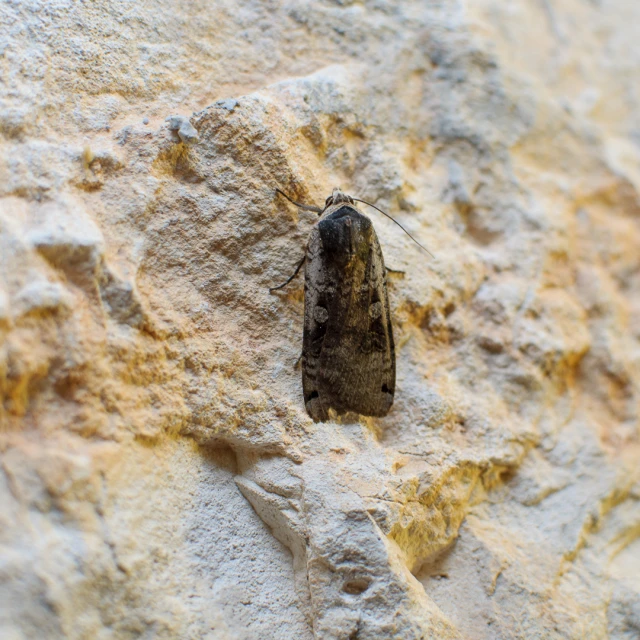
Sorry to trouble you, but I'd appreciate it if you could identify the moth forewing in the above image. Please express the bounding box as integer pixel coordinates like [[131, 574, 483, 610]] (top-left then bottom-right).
[[301, 200, 395, 422]]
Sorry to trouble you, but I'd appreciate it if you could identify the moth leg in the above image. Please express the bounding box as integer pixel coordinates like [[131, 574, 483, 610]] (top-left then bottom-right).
[[269, 255, 306, 292], [386, 266, 405, 275], [294, 353, 302, 370], [275, 188, 323, 214]]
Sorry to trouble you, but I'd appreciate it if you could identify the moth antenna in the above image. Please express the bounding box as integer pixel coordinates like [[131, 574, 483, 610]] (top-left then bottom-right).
[[275, 188, 323, 214], [353, 198, 435, 259]]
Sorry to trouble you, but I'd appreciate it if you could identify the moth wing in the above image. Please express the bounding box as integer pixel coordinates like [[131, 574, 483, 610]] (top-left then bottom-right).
[[302, 209, 395, 421]]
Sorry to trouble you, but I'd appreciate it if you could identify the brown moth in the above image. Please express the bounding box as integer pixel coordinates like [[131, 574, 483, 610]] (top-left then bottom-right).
[[271, 188, 400, 422]]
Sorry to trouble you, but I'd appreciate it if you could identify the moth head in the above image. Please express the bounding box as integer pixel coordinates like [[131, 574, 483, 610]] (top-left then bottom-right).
[[324, 187, 354, 210]]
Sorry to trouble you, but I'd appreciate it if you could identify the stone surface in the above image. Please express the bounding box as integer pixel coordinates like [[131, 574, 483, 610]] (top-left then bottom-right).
[[1, 1, 639, 638]]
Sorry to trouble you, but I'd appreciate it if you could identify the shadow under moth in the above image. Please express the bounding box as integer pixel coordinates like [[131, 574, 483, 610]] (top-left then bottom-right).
[[271, 187, 432, 422]]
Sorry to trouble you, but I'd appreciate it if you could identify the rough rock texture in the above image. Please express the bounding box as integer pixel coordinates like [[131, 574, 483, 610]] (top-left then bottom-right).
[[1, 1, 639, 638]]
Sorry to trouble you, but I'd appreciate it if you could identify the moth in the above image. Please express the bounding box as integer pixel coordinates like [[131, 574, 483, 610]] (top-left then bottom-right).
[[271, 187, 432, 422]]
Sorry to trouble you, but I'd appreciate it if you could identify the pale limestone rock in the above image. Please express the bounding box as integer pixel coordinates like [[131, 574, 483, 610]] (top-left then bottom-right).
[[165, 115, 200, 145], [1, 1, 640, 639]]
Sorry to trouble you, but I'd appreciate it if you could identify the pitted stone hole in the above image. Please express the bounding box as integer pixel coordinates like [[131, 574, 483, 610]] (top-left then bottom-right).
[[342, 577, 371, 595]]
